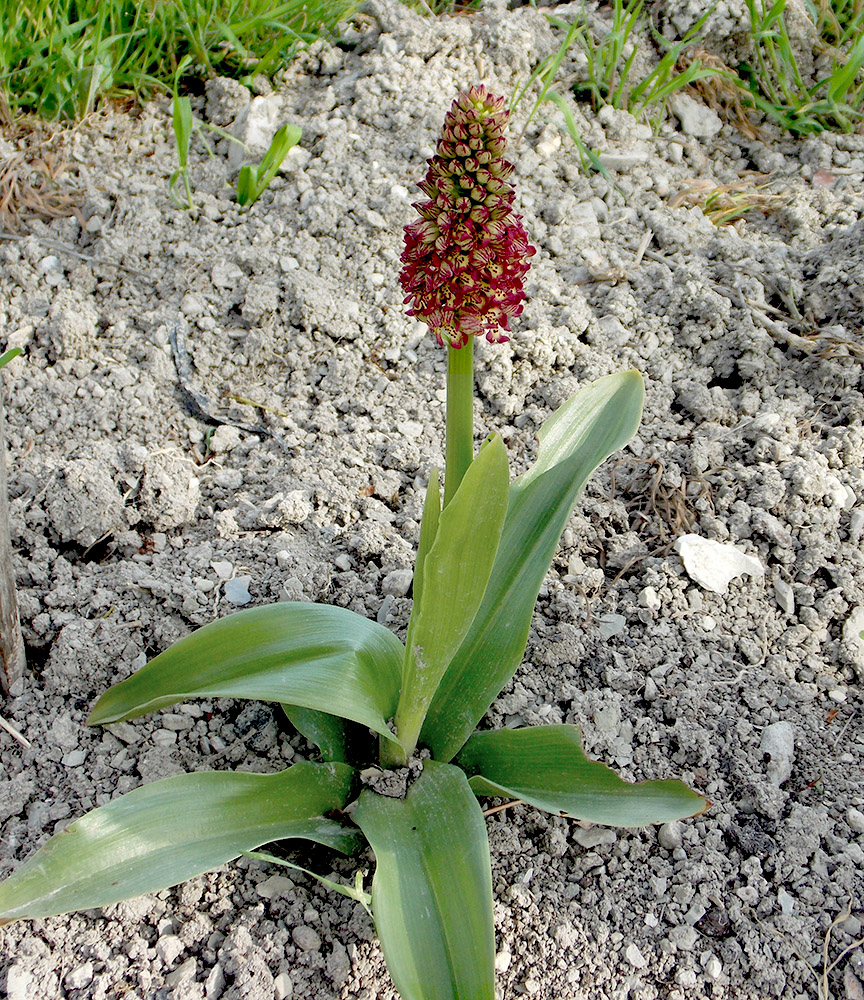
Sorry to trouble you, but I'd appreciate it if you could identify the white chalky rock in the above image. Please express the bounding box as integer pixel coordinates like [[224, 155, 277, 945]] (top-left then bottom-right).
[[760, 721, 795, 786], [229, 95, 284, 168], [670, 93, 723, 137], [841, 607, 864, 677], [846, 807, 864, 834], [674, 534, 764, 594], [224, 576, 252, 606], [625, 943, 647, 968], [598, 613, 626, 639]]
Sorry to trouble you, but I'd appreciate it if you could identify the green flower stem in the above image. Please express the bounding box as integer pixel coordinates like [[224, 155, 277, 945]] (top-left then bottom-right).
[[444, 338, 474, 507]]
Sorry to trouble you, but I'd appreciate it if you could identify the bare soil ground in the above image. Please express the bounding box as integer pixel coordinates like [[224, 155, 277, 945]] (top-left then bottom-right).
[[1, 1, 863, 997]]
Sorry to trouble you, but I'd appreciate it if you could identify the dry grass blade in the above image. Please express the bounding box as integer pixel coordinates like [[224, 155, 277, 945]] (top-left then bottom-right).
[[669, 173, 787, 225], [680, 48, 763, 139], [0, 149, 85, 233]]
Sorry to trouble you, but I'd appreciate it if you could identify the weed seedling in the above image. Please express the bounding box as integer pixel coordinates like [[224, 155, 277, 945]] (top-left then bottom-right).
[[236, 124, 302, 208]]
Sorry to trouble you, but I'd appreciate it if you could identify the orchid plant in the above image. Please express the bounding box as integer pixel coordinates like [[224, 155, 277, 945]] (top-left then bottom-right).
[[0, 87, 707, 999]]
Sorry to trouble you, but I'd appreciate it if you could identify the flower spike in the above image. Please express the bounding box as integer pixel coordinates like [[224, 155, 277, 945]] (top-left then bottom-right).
[[399, 85, 536, 349]]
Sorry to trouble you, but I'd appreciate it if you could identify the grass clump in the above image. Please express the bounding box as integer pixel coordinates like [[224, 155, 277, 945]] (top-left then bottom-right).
[[0, 0, 359, 121], [738, 0, 864, 133]]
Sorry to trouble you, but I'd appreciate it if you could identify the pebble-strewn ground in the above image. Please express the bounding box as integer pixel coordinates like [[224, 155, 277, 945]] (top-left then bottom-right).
[[1, 1, 863, 997]]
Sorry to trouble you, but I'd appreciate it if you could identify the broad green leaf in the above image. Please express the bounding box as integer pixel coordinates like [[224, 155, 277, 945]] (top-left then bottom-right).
[[0, 762, 356, 924], [395, 437, 509, 757], [457, 725, 709, 826], [354, 761, 494, 1000], [422, 371, 644, 762], [282, 705, 349, 762], [88, 602, 404, 744], [412, 468, 441, 613]]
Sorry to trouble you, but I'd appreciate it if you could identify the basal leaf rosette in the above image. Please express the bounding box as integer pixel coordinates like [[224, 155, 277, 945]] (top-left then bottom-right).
[[399, 85, 536, 349]]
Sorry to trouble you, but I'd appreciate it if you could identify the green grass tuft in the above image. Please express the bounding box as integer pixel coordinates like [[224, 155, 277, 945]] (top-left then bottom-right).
[[0, 0, 359, 121]]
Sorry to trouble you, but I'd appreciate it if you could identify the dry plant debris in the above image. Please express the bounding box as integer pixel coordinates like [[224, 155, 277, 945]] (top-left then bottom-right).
[[0, 131, 84, 232], [669, 173, 788, 225], [680, 47, 763, 139]]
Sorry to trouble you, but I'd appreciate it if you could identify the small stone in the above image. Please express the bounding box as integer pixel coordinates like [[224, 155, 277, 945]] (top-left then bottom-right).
[[334, 554, 352, 571], [735, 885, 759, 905], [156, 934, 185, 965], [675, 967, 698, 987], [829, 688, 847, 703], [211, 260, 244, 288], [209, 425, 242, 454], [256, 875, 295, 899], [61, 750, 86, 767], [643, 677, 659, 701], [38, 255, 64, 285], [573, 827, 617, 849], [846, 807, 864, 834], [5, 965, 33, 1000], [165, 958, 197, 988], [841, 608, 864, 676], [381, 569, 413, 597], [625, 943, 648, 968], [161, 712, 193, 731], [292, 925, 321, 952], [106, 722, 141, 744], [760, 721, 795, 786], [494, 948, 513, 974], [274, 971, 293, 1000], [205, 963, 226, 1000], [211, 560, 234, 580], [638, 586, 661, 611], [674, 534, 764, 594], [598, 150, 649, 171], [704, 955, 722, 980], [598, 613, 626, 639], [64, 963, 94, 990], [670, 93, 723, 137], [229, 94, 284, 168], [777, 887, 795, 915], [774, 578, 795, 614], [668, 925, 698, 950], [152, 729, 177, 747], [180, 292, 207, 317], [224, 576, 252, 606], [658, 821, 683, 850], [280, 145, 311, 173]]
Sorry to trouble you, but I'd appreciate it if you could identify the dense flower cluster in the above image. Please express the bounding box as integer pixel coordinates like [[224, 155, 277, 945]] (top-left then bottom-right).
[[399, 85, 536, 349]]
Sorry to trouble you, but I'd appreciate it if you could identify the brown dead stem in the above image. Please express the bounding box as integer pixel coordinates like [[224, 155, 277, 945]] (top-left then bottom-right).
[[0, 150, 85, 232], [670, 173, 788, 226], [607, 457, 713, 584], [679, 48, 763, 140]]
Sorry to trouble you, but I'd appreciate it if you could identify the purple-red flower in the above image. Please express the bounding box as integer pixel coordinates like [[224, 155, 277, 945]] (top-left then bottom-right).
[[399, 85, 536, 349]]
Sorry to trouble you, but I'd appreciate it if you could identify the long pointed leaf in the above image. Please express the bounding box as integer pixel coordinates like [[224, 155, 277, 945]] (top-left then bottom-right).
[[395, 437, 508, 756], [457, 725, 708, 826], [0, 762, 356, 924], [422, 371, 644, 761], [282, 705, 349, 762], [88, 603, 404, 744], [354, 761, 494, 1000]]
